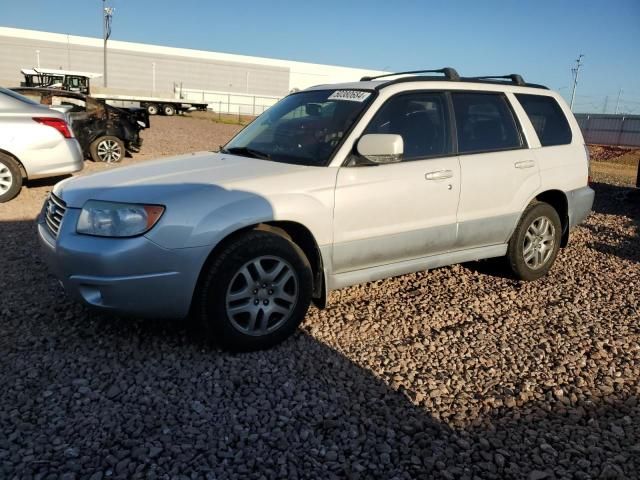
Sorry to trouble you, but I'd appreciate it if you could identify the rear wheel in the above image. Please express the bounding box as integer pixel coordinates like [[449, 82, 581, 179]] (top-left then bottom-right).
[[146, 104, 159, 115], [162, 104, 176, 116], [90, 136, 125, 163], [507, 202, 561, 281], [197, 231, 312, 351], [0, 153, 22, 203]]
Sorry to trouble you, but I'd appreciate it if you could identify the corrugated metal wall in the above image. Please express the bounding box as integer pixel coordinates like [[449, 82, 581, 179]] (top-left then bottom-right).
[[0, 35, 290, 97], [575, 114, 640, 147]]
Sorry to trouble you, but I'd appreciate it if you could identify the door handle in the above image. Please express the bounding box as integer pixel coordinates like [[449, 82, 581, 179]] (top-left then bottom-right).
[[425, 170, 454, 180], [514, 160, 536, 169]]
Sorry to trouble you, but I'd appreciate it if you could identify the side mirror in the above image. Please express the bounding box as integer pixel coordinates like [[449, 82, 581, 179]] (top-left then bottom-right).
[[356, 134, 404, 164]]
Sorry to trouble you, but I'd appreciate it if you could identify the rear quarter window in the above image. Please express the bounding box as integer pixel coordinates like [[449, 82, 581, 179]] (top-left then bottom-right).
[[515, 94, 572, 146]]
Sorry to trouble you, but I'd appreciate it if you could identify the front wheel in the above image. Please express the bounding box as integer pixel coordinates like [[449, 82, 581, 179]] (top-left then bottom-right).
[[196, 231, 313, 351], [507, 202, 561, 281], [90, 136, 125, 163]]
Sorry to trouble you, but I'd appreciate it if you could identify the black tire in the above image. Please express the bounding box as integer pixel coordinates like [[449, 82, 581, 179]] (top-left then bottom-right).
[[0, 153, 23, 203], [197, 230, 312, 351], [89, 136, 125, 163], [507, 202, 562, 281], [146, 104, 159, 115], [162, 104, 176, 116]]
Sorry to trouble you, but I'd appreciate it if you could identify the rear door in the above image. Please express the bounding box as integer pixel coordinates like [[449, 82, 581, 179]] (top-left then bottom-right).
[[452, 92, 540, 249]]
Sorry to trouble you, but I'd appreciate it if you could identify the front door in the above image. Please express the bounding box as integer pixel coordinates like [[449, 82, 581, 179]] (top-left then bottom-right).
[[332, 92, 460, 273]]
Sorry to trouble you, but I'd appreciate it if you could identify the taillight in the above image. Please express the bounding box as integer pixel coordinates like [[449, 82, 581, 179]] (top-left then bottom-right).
[[33, 117, 73, 139]]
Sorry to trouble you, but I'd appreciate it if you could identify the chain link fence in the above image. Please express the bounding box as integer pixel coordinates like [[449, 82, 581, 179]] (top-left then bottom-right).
[[180, 88, 281, 118]]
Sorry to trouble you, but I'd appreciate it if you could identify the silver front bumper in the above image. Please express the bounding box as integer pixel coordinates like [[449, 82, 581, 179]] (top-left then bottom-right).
[[37, 207, 210, 319]]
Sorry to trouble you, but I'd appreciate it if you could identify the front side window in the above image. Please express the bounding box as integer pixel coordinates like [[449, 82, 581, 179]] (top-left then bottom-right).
[[452, 93, 523, 154], [222, 89, 374, 166], [364, 92, 452, 160], [515, 94, 572, 146]]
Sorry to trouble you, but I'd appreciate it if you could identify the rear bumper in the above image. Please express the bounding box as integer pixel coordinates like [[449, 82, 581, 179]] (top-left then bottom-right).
[[24, 138, 84, 180], [37, 207, 210, 319], [567, 186, 595, 228]]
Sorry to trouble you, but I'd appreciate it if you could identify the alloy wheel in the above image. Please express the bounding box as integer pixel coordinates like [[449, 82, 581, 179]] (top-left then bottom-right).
[[523, 215, 556, 270], [225, 255, 299, 336], [0, 162, 13, 193], [97, 139, 122, 163]]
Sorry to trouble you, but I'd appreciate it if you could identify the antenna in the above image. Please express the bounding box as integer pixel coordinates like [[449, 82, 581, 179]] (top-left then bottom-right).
[[569, 54, 584, 112]]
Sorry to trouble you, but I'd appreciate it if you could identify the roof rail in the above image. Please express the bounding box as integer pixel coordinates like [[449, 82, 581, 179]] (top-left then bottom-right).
[[465, 74, 526, 86], [361, 67, 460, 82]]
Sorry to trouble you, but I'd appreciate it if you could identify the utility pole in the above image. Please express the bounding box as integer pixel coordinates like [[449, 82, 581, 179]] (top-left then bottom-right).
[[103, 0, 114, 88], [615, 88, 623, 114], [569, 54, 584, 112]]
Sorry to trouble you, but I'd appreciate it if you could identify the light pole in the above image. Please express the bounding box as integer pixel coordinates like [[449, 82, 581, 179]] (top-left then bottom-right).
[[103, 0, 114, 88], [569, 54, 584, 112], [36, 50, 40, 68], [152, 62, 156, 95]]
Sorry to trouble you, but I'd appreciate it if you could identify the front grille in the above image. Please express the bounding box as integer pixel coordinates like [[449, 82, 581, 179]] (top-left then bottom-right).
[[44, 193, 67, 237]]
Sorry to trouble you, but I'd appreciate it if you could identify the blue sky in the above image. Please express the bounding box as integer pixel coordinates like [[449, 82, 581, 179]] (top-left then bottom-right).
[[2, 0, 639, 113]]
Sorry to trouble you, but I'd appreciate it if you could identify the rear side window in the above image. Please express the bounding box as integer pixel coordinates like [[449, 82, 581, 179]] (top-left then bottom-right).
[[364, 92, 452, 160], [515, 94, 572, 146], [452, 93, 523, 154]]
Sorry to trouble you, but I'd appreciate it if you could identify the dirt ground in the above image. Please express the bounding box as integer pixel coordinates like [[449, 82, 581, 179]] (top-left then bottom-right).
[[0, 115, 638, 479], [589, 145, 640, 187]]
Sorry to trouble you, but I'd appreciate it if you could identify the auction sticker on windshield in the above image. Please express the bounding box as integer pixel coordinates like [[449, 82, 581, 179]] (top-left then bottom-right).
[[328, 90, 371, 102]]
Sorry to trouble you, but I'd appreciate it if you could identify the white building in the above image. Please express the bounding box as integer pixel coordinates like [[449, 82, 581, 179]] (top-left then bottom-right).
[[0, 27, 385, 114]]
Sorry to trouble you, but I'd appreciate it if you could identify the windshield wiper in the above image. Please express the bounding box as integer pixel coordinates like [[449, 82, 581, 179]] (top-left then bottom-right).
[[220, 146, 271, 160]]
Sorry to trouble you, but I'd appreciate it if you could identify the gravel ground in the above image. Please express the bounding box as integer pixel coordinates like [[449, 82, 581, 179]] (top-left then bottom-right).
[[0, 116, 639, 479]]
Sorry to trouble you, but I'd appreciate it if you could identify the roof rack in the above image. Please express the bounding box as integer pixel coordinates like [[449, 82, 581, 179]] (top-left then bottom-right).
[[358, 68, 548, 90], [360, 67, 460, 82], [465, 74, 526, 86]]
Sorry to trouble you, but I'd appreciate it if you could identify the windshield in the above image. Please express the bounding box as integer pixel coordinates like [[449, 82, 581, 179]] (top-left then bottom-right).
[[222, 89, 374, 166]]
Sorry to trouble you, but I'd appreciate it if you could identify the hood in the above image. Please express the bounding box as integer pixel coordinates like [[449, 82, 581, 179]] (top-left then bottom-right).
[[54, 151, 307, 207]]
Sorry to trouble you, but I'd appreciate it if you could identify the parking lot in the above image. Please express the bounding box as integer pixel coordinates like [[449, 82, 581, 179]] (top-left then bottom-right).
[[0, 115, 638, 479]]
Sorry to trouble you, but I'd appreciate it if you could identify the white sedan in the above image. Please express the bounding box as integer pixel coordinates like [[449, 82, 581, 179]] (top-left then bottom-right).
[[0, 87, 83, 202]]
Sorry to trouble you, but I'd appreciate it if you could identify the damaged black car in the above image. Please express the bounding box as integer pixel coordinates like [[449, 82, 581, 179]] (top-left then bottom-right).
[[11, 87, 149, 163]]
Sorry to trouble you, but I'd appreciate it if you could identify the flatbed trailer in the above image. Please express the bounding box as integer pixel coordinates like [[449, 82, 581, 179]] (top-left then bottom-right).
[[20, 67, 209, 116], [91, 93, 208, 116]]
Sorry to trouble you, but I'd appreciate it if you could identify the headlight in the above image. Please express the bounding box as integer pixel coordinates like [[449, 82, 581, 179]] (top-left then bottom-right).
[[77, 200, 164, 237]]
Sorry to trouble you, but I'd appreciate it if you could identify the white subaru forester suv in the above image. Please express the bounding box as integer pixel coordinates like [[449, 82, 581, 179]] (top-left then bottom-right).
[[38, 68, 594, 350]]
